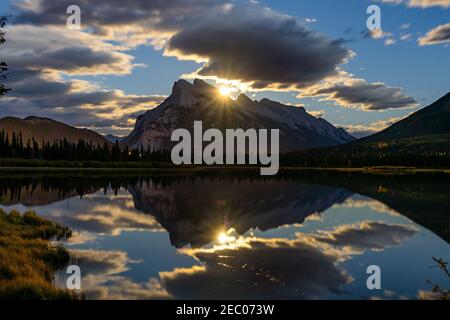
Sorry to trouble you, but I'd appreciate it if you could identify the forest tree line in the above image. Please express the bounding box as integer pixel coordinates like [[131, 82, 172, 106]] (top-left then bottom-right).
[[281, 151, 450, 168], [281, 140, 450, 168], [1, 129, 450, 167], [0, 130, 171, 162]]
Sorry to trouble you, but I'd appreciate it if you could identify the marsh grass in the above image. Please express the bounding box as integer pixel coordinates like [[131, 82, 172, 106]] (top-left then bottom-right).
[[427, 257, 450, 300], [0, 209, 81, 299]]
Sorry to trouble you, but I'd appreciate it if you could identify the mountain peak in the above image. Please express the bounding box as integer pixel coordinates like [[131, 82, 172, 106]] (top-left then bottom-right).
[[172, 79, 217, 96], [170, 79, 220, 108], [193, 78, 214, 90], [172, 79, 192, 93], [237, 93, 253, 103]]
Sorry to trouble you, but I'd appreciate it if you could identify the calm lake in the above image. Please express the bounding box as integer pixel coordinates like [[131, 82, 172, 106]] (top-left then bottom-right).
[[1, 170, 449, 300]]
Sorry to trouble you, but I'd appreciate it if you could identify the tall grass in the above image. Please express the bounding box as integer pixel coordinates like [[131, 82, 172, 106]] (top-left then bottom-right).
[[426, 257, 450, 300], [0, 209, 81, 299]]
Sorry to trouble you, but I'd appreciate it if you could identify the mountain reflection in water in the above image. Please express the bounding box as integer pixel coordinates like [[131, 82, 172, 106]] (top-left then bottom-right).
[[0, 171, 449, 299]]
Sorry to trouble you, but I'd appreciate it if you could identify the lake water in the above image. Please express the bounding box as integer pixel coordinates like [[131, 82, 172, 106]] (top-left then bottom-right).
[[1, 171, 449, 300]]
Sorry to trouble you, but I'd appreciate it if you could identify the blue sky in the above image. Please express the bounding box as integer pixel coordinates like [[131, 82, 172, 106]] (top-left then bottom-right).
[[0, 0, 449, 136]]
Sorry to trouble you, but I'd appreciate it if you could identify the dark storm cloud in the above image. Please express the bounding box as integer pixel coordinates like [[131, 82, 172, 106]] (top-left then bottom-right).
[[13, 47, 121, 72], [14, 0, 351, 88], [166, 5, 351, 88], [13, 0, 227, 31]]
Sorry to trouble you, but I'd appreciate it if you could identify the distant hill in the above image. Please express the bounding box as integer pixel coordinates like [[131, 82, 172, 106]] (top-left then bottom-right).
[[0, 116, 111, 146], [122, 79, 355, 152], [283, 92, 450, 168], [358, 92, 450, 144], [104, 134, 124, 143]]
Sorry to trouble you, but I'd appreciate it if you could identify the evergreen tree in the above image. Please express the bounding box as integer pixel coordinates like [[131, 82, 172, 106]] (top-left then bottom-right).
[[0, 16, 10, 96]]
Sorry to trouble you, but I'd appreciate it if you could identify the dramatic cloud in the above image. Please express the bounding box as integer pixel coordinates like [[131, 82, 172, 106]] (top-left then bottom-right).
[[166, 4, 351, 89], [12, 0, 230, 47], [298, 71, 417, 111], [161, 237, 351, 299], [4, 0, 419, 130], [159, 220, 416, 299], [3, 25, 136, 75], [419, 23, 450, 45], [0, 2, 235, 132], [13, 0, 223, 28], [0, 24, 165, 134], [0, 80, 165, 135], [0, 67, 165, 135]]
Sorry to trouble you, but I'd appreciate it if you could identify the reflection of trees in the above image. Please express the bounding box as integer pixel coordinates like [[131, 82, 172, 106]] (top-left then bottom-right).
[[2, 172, 447, 299], [314, 172, 450, 243], [1, 170, 448, 244], [0, 176, 109, 206], [0, 174, 147, 205]]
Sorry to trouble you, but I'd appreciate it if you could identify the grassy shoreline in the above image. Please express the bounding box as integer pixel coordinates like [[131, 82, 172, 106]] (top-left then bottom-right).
[[0, 209, 80, 300]]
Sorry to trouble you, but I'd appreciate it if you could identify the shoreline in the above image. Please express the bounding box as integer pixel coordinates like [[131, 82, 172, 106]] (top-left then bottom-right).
[[0, 166, 449, 174]]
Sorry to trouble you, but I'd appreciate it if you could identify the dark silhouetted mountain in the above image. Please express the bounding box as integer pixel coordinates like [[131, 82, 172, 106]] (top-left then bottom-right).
[[284, 92, 450, 167], [104, 134, 124, 143], [358, 92, 450, 143], [0, 116, 111, 146], [128, 178, 352, 248], [122, 79, 354, 152]]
